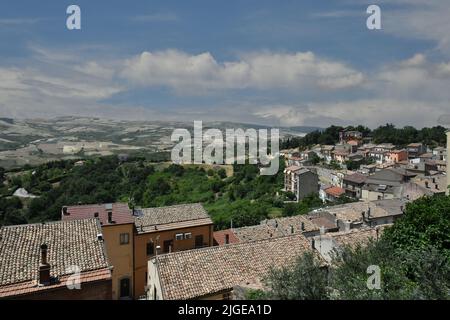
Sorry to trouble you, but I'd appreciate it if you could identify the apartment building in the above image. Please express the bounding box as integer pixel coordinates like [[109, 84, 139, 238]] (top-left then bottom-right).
[[407, 143, 427, 159], [284, 166, 319, 201], [0, 219, 112, 299], [133, 203, 214, 298], [61, 203, 135, 300]]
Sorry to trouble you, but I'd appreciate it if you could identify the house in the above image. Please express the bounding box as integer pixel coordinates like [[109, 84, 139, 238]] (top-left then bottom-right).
[[402, 175, 447, 200], [407, 143, 427, 158], [312, 227, 386, 263], [342, 173, 367, 198], [340, 130, 363, 143], [361, 168, 416, 201], [322, 186, 346, 202], [447, 130, 450, 196], [284, 166, 319, 201], [61, 203, 135, 300], [333, 150, 350, 164], [0, 219, 112, 299], [386, 149, 408, 163], [133, 203, 214, 298], [325, 200, 405, 231], [432, 147, 446, 161], [320, 145, 335, 163], [146, 234, 318, 300]]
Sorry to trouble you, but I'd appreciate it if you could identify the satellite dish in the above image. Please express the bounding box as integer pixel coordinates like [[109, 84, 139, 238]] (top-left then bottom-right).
[[437, 114, 450, 128]]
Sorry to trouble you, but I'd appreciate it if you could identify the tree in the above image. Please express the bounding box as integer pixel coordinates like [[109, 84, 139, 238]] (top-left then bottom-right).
[[263, 252, 329, 300]]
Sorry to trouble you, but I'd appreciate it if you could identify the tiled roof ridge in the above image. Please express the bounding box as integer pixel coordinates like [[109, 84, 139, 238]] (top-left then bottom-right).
[[0, 218, 98, 229], [154, 233, 309, 260]]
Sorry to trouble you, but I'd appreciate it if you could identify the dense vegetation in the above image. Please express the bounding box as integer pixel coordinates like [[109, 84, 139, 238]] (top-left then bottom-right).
[[0, 156, 325, 229], [254, 195, 450, 300], [282, 124, 447, 149]]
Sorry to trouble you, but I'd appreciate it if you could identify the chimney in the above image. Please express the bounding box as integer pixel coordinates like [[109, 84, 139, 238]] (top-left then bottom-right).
[[225, 234, 230, 244], [107, 211, 113, 223], [94, 212, 99, 218], [62, 206, 69, 215], [39, 244, 51, 285]]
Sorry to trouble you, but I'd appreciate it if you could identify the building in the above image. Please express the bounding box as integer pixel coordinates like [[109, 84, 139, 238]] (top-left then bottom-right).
[[386, 149, 408, 163], [133, 203, 214, 298], [61, 203, 135, 300], [321, 186, 346, 202], [312, 226, 387, 262], [361, 168, 416, 201], [284, 166, 319, 201], [407, 143, 427, 159], [342, 173, 367, 198], [147, 234, 318, 300], [447, 131, 450, 196], [0, 219, 112, 299], [432, 147, 447, 162]]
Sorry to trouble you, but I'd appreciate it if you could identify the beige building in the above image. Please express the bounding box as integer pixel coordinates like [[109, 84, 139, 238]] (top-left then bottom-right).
[[134, 203, 214, 298], [284, 166, 319, 201], [147, 234, 318, 300], [447, 131, 450, 195], [62, 203, 135, 300]]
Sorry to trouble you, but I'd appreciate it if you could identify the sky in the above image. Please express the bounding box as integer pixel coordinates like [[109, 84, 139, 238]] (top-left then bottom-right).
[[0, 0, 450, 128]]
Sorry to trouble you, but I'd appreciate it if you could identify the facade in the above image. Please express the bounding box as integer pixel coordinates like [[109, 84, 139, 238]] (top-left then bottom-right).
[[133, 203, 214, 298], [61, 203, 135, 300], [284, 166, 319, 201], [342, 173, 367, 198], [407, 143, 427, 159], [322, 186, 346, 202], [447, 131, 450, 196], [386, 149, 408, 163], [147, 234, 318, 300], [0, 219, 112, 299]]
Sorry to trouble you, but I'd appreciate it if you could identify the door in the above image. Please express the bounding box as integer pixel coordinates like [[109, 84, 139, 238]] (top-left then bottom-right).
[[195, 235, 203, 248], [119, 278, 130, 298], [163, 240, 173, 253]]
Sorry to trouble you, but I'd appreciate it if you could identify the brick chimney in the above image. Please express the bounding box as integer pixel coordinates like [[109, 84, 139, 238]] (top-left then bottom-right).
[[39, 244, 51, 285]]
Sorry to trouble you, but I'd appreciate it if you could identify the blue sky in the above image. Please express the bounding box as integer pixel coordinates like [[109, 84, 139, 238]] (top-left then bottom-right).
[[1, 0, 450, 128]]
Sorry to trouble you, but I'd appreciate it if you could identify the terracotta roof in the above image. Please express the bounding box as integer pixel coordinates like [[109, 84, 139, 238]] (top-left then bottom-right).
[[62, 202, 134, 226], [135, 203, 213, 234], [324, 186, 346, 197], [229, 215, 319, 243], [213, 229, 240, 246], [153, 234, 317, 300], [0, 219, 111, 297], [331, 226, 387, 248]]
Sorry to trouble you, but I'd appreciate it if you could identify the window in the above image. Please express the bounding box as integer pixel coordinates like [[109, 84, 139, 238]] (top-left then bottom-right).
[[175, 233, 184, 241], [146, 241, 154, 256], [120, 233, 129, 245], [184, 232, 192, 239]]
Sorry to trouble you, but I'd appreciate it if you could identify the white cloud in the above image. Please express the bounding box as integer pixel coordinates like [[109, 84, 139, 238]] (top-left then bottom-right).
[[120, 50, 364, 93]]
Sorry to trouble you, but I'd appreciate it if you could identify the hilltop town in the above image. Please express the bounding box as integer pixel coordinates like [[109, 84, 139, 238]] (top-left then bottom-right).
[[0, 127, 449, 300]]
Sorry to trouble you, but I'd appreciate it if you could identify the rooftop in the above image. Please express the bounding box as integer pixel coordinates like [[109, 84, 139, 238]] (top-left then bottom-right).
[[0, 219, 111, 297], [62, 202, 135, 226], [135, 203, 213, 234], [324, 186, 346, 198], [153, 234, 317, 300], [343, 173, 367, 184]]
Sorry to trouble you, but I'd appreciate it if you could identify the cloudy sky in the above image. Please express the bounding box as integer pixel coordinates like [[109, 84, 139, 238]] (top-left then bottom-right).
[[0, 0, 450, 128]]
